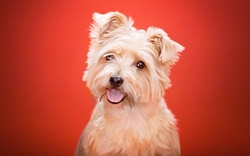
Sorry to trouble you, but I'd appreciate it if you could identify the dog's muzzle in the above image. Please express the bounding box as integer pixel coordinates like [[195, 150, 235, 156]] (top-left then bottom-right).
[[107, 76, 127, 104]]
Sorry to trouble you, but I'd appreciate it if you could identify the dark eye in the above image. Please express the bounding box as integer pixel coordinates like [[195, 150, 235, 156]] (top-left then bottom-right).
[[136, 61, 145, 69], [105, 55, 114, 61]]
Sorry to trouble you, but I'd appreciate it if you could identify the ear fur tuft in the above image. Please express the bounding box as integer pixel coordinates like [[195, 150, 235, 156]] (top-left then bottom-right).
[[90, 11, 131, 39], [147, 27, 184, 64]]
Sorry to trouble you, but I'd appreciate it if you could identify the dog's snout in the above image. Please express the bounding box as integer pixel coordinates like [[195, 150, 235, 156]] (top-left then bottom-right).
[[109, 76, 123, 87]]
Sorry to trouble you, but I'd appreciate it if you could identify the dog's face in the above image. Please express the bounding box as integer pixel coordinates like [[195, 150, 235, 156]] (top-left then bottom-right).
[[83, 12, 184, 104]]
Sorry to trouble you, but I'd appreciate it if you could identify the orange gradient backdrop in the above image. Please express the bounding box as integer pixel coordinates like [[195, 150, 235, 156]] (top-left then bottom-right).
[[1, 0, 249, 155]]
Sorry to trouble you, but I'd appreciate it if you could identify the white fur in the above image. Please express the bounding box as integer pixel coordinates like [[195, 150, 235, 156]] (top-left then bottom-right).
[[76, 11, 184, 156]]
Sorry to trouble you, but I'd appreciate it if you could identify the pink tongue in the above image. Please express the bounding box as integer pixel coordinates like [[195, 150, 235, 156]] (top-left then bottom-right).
[[107, 89, 124, 103]]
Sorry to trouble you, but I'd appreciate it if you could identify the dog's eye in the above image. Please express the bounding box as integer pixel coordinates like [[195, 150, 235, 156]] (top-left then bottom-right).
[[136, 61, 145, 69], [105, 55, 114, 61]]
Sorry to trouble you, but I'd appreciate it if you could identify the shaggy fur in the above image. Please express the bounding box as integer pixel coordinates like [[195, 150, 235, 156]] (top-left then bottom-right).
[[75, 11, 184, 156]]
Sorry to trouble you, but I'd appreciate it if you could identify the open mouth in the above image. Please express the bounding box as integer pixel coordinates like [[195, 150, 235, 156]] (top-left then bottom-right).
[[107, 88, 127, 104]]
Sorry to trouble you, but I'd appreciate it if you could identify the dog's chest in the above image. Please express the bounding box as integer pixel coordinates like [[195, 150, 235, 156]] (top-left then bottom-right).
[[84, 106, 169, 155]]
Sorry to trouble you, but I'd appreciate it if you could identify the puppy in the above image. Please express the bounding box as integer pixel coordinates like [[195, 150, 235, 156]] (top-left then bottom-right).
[[75, 11, 184, 156]]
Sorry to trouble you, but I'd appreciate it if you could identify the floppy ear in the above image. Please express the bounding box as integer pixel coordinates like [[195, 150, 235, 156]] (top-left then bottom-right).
[[90, 11, 132, 40], [147, 27, 184, 64]]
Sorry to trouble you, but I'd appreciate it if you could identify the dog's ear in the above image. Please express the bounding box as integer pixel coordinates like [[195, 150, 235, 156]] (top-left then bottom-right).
[[90, 11, 131, 40], [147, 27, 184, 64]]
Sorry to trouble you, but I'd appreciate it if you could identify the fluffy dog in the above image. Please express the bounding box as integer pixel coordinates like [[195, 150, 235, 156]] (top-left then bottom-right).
[[75, 11, 184, 156]]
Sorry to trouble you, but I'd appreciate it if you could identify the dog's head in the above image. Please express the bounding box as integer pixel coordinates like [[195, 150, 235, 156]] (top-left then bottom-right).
[[83, 11, 184, 104]]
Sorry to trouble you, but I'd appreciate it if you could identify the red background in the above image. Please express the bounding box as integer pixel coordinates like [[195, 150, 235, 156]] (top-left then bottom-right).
[[1, 0, 250, 155]]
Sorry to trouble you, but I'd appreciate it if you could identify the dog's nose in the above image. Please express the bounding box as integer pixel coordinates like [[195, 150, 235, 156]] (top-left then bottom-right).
[[109, 76, 123, 87]]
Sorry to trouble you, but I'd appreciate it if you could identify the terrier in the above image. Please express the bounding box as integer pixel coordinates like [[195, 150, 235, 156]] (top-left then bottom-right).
[[75, 11, 184, 156]]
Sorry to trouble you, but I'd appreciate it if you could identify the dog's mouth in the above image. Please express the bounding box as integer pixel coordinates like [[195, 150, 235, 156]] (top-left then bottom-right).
[[107, 88, 127, 104]]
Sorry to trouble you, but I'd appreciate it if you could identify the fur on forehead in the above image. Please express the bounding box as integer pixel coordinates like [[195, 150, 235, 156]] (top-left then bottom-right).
[[89, 11, 184, 64]]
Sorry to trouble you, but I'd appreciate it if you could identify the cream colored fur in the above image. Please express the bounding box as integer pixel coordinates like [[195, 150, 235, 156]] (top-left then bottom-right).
[[75, 11, 184, 156]]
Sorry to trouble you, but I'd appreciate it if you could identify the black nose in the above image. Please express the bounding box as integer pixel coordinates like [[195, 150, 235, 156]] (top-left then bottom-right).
[[109, 76, 123, 87]]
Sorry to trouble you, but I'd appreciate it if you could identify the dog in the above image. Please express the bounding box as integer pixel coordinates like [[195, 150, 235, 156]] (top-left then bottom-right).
[[75, 11, 184, 156]]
